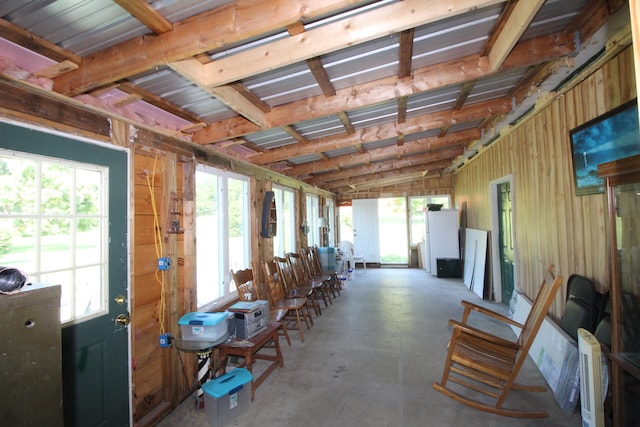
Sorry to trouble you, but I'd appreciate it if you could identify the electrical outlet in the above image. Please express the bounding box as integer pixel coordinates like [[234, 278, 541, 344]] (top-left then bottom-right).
[[158, 257, 171, 270], [159, 333, 172, 347]]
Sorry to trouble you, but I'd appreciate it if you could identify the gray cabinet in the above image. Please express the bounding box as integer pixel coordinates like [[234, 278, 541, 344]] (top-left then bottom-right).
[[0, 284, 62, 427]]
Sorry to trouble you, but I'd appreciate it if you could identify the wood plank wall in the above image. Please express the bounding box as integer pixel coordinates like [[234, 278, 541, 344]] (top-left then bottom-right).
[[127, 136, 334, 424], [454, 46, 637, 321]]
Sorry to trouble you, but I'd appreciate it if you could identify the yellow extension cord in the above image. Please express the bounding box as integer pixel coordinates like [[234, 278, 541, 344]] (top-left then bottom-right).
[[146, 156, 166, 335]]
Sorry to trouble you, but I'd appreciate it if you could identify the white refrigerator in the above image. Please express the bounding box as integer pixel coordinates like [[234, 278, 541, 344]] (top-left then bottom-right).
[[426, 209, 460, 275]]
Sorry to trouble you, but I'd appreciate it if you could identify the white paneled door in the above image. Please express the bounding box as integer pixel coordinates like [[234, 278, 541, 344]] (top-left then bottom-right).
[[352, 199, 380, 264]]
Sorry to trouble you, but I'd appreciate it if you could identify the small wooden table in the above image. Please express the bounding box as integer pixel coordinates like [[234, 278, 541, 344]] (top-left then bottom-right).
[[217, 321, 284, 401]]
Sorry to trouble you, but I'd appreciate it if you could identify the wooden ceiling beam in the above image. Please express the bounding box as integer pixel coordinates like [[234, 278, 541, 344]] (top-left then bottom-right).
[[317, 161, 451, 188], [323, 171, 438, 191], [251, 99, 507, 165], [229, 83, 271, 113], [337, 111, 355, 134], [195, 31, 575, 143], [0, 18, 81, 64], [306, 57, 336, 97], [113, 0, 173, 33], [453, 80, 476, 110], [397, 96, 408, 124], [287, 20, 337, 97], [191, 0, 503, 87], [169, 60, 270, 127], [282, 125, 309, 143], [398, 29, 415, 79], [282, 130, 476, 176], [53, 0, 370, 96], [487, 0, 545, 72], [118, 82, 203, 124], [300, 150, 461, 184]]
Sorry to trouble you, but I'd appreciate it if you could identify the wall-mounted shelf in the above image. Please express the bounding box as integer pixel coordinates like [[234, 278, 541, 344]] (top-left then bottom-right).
[[261, 191, 277, 238]]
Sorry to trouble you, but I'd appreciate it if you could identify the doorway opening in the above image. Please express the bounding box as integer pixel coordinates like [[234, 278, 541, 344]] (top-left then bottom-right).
[[378, 197, 408, 264], [490, 175, 515, 305]]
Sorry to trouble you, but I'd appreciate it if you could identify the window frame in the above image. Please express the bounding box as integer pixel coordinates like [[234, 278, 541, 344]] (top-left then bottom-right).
[[273, 184, 295, 257], [306, 194, 319, 247], [195, 164, 250, 310]]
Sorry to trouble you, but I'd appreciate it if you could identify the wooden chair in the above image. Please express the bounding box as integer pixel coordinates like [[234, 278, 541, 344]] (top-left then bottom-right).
[[230, 268, 256, 301], [275, 255, 321, 317], [262, 260, 312, 342], [432, 265, 563, 418], [231, 267, 292, 346], [309, 245, 341, 297], [288, 250, 331, 307]]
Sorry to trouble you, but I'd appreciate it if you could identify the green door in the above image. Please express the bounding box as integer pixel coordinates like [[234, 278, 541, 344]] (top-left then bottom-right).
[[0, 123, 130, 426], [61, 150, 129, 426], [497, 182, 515, 305]]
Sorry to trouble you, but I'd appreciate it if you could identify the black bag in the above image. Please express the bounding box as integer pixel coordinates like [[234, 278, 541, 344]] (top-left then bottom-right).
[[0, 266, 30, 294]]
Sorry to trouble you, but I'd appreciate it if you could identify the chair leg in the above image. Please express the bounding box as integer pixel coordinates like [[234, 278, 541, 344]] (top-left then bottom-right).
[[294, 311, 305, 342], [279, 319, 291, 346]]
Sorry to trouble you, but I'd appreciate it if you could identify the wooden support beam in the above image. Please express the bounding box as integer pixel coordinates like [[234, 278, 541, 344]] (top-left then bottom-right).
[[337, 111, 355, 134], [282, 125, 309, 143], [306, 57, 336, 97], [169, 60, 270, 128], [251, 99, 507, 165], [119, 82, 204, 124], [54, 0, 369, 96], [114, 93, 143, 107], [303, 154, 457, 185], [397, 96, 408, 124], [194, 31, 574, 143], [186, 0, 503, 87], [399, 29, 415, 79], [287, 20, 336, 97], [229, 83, 272, 113], [33, 60, 79, 79], [487, 0, 545, 72], [631, 0, 640, 120], [0, 18, 81, 64], [113, 0, 173, 33], [453, 80, 476, 110], [282, 130, 476, 176]]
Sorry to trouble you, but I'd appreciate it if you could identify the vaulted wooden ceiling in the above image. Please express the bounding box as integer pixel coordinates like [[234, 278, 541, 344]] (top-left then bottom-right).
[[0, 0, 624, 199]]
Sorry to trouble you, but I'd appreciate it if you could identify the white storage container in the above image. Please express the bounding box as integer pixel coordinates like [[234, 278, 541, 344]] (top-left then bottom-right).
[[178, 312, 228, 342]]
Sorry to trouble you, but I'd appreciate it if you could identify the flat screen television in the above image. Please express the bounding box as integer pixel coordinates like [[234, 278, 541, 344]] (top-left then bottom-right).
[[569, 98, 640, 195]]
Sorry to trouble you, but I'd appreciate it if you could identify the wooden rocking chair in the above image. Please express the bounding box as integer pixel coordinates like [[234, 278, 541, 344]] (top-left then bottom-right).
[[432, 265, 563, 418]]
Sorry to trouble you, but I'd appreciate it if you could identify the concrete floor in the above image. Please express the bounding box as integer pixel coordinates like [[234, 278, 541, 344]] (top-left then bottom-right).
[[157, 268, 582, 427]]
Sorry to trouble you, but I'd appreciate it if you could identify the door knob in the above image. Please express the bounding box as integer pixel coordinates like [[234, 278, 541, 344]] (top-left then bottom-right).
[[114, 294, 127, 305], [115, 313, 130, 326]]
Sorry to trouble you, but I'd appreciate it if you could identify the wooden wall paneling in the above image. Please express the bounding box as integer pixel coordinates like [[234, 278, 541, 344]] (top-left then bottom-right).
[[297, 188, 307, 249], [0, 79, 112, 138], [163, 152, 179, 403], [633, 0, 640, 106], [132, 146, 177, 424], [454, 46, 636, 320]]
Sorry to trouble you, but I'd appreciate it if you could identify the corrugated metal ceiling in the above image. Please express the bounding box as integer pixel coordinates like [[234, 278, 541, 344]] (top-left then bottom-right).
[[0, 0, 607, 195]]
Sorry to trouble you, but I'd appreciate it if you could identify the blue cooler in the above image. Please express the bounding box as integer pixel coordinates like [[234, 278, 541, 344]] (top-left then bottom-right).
[[202, 368, 252, 426]]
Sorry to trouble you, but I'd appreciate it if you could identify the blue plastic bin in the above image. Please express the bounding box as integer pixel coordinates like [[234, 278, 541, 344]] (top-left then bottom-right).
[[202, 368, 252, 426]]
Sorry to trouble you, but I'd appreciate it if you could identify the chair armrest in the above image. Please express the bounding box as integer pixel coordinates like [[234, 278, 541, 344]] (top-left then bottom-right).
[[448, 319, 520, 350], [460, 300, 524, 329]]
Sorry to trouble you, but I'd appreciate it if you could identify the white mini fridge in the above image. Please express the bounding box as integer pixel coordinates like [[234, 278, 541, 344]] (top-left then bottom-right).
[[426, 209, 459, 275]]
